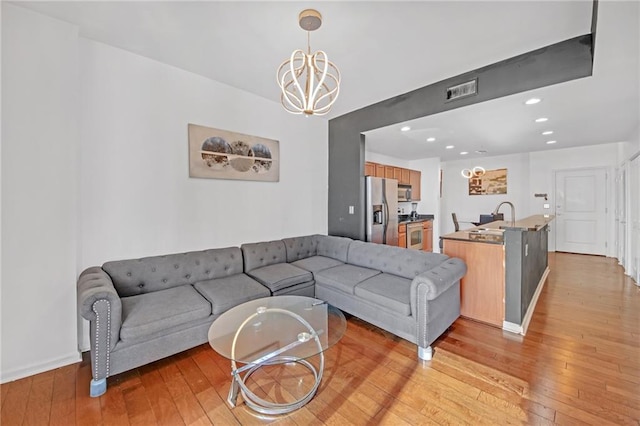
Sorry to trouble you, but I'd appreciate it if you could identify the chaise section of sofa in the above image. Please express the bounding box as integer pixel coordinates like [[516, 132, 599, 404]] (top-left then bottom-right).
[[77, 246, 268, 397], [311, 239, 466, 360]]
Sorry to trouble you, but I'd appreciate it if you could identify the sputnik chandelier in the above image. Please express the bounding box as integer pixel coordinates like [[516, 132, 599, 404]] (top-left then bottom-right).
[[461, 166, 486, 179], [277, 9, 341, 116]]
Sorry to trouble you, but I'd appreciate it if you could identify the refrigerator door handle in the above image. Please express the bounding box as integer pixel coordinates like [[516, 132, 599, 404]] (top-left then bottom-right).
[[382, 201, 389, 244]]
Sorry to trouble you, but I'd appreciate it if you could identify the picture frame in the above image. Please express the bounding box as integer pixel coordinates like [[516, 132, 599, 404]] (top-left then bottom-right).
[[469, 168, 507, 195], [188, 123, 280, 182]]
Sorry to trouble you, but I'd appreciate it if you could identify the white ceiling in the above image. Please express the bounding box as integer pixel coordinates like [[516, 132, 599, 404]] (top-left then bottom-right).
[[12, 1, 640, 161]]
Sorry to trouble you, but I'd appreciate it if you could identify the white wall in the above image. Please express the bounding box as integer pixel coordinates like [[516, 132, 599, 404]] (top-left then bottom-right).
[[619, 124, 640, 160], [1, 5, 329, 381], [79, 39, 328, 268], [0, 1, 4, 378], [1, 4, 80, 381], [441, 153, 530, 235]]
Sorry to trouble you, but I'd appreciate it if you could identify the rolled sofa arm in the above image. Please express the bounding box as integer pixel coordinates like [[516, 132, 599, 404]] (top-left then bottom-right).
[[410, 258, 467, 302], [410, 258, 467, 349], [77, 267, 122, 384]]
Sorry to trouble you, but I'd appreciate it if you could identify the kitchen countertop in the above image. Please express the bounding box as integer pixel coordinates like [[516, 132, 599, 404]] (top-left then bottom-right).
[[398, 214, 434, 225], [440, 214, 555, 245], [497, 214, 555, 231]]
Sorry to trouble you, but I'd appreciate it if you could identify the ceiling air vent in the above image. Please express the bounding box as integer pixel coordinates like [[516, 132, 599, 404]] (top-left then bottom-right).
[[446, 79, 477, 101]]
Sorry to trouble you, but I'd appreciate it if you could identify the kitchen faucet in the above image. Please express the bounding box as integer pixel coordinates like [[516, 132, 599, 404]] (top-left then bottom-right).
[[492, 201, 515, 226]]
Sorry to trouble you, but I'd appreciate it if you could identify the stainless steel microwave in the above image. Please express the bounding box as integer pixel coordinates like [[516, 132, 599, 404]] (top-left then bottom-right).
[[398, 185, 412, 201]]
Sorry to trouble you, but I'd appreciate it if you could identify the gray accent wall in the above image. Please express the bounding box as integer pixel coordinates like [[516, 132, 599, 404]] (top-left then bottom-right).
[[504, 226, 549, 324], [328, 35, 594, 240]]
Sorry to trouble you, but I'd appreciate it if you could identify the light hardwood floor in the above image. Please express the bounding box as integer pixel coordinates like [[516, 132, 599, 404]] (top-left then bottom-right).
[[2, 252, 639, 425]]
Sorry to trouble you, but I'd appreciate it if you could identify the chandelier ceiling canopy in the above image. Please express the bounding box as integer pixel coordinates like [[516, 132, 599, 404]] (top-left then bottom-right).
[[277, 9, 341, 116]]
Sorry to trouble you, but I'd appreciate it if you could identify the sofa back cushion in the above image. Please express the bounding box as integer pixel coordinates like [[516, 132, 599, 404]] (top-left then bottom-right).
[[283, 235, 318, 262], [315, 235, 352, 262], [103, 247, 243, 297], [241, 240, 287, 273], [347, 240, 449, 279]]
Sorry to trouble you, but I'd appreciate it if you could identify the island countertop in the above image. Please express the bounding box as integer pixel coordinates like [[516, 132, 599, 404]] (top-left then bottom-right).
[[441, 214, 555, 245], [497, 214, 555, 231]]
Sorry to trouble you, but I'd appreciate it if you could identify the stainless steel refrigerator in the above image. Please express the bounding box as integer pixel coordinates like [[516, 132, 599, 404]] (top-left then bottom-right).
[[365, 176, 399, 245]]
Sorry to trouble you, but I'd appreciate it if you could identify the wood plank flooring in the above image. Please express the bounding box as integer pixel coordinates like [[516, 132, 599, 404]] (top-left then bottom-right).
[[1, 252, 638, 425]]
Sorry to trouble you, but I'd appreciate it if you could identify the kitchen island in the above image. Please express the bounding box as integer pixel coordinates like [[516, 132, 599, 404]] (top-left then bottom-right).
[[441, 215, 554, 333]]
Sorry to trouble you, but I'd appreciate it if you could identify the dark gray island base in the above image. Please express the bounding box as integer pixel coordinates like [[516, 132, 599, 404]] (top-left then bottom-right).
[[441, 215, 554, 333]]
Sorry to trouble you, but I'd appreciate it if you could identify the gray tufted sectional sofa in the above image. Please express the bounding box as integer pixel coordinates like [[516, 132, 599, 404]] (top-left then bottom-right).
[[77, 234, 466, 397]]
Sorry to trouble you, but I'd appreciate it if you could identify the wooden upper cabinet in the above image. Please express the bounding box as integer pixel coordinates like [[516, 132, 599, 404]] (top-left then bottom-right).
[[365, 162, 376, 176], [385, 166, 395, 179], [410, 170, 421, 201], [400, 168, 411, 185], [393, 167, 402, 182], [375, 163, 386, 178]]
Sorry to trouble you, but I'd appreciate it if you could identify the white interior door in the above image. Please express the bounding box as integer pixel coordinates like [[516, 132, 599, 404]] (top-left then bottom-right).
[[555, 168, 607, 255]]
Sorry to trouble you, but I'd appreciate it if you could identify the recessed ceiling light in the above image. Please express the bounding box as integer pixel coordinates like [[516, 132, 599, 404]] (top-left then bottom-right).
[[535, 117, 548, 123], [445, 145, 455, 149], [525, 98, 541, 105], [546, 140, 557, 144], [426, 137, 436, 142], [475, 150, 487, 154], [542, 130, 554, 135], [400, 126, 411, 132], [460, 151, 469, 155]]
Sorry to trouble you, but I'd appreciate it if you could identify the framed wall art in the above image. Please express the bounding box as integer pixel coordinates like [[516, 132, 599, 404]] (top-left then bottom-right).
[[469, 168, 507, 195], [188, 123, 279, 182]]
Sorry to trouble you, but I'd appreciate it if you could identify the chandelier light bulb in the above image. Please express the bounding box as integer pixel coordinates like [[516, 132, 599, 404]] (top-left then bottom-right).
[[277, 9, 341, 116], [461, 166, 486, 179]]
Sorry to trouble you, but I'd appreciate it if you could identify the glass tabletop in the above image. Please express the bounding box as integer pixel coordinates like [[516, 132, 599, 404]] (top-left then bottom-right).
[[208, 295, 346, 365]]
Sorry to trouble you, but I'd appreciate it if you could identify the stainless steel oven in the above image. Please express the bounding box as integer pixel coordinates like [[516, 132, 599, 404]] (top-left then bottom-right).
[[406, 222, 423, 250]]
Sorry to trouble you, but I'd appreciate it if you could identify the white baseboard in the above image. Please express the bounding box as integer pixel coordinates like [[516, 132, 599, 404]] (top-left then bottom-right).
[[502, 321, 522, 334], [0, 351, 82, 384], [502, 266, 550, 336]]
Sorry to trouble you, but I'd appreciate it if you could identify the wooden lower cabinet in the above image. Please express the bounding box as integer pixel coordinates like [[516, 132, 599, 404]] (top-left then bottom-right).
[[442, 239, 505, 327], [398, 223, 407, 248], [422, 220, 433, 252]]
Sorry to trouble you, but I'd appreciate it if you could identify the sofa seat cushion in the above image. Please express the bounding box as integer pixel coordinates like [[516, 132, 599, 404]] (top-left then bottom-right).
[[315, 264, 381, 295], [354, 273, 412, 316], [194, 274, 270, 315], [246, 263, 313, 292], [292, 256, 344, 273], [120, 285, 211, 342]]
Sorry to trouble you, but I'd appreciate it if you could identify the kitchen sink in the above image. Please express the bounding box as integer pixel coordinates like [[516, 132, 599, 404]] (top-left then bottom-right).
[[468, 228, 504, 235]]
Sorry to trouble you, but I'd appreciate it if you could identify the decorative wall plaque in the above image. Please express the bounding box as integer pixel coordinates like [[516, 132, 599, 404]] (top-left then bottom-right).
[[188, 124, 279, 182], [469, 168, 507, 195]]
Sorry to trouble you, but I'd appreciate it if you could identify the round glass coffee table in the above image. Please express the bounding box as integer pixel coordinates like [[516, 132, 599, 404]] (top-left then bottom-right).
[[208, 295, 346, 415]]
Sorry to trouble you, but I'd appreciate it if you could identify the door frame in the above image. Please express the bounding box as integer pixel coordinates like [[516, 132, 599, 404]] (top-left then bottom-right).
[[551, 166, 614, 256]]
